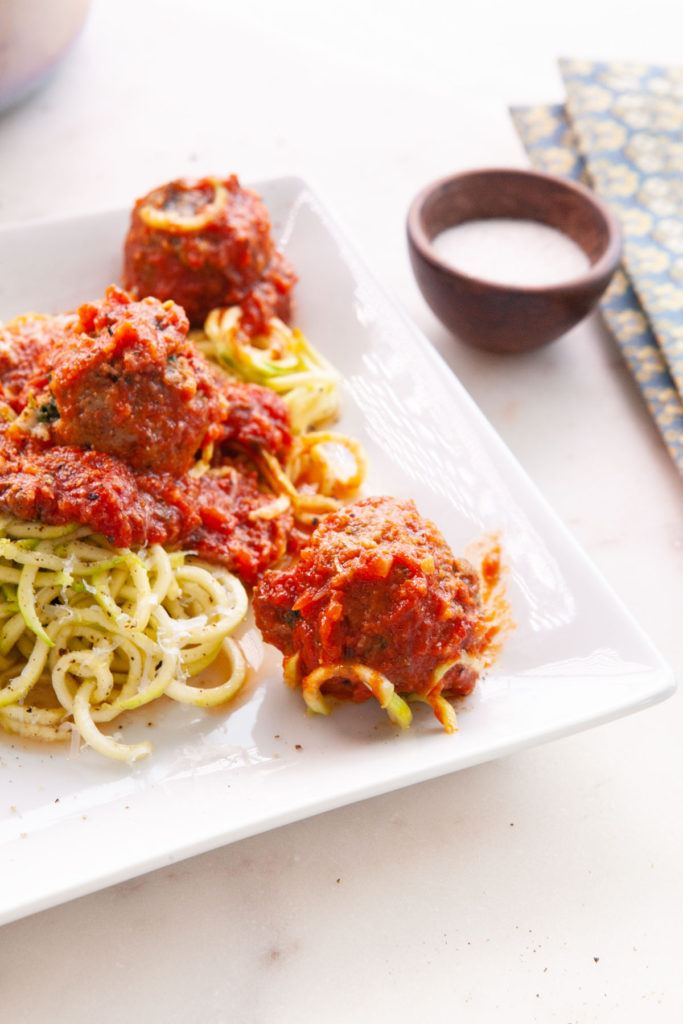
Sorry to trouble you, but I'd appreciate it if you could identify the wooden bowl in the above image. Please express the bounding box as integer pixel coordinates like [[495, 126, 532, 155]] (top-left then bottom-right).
[[406, 167, 622, 354]]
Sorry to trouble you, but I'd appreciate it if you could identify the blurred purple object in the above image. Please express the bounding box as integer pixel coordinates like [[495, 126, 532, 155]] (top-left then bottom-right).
[[0, 0, 91, 113]]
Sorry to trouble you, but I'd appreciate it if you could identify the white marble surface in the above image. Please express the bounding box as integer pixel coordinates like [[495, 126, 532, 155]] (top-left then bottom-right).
[[0, 1, 681, 1020]]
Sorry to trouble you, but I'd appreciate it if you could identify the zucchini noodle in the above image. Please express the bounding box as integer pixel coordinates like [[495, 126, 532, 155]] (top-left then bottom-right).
[[139, 177, 229, 233], [195, 306, 342, 433], [283, 652, 462, 734], [193, 306, 368, 522], [255, 433, 368, 526], [0, 517, 249, 762]]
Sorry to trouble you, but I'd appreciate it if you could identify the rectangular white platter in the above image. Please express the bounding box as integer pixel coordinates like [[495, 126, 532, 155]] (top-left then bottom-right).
[[0, 176, 675, 925]]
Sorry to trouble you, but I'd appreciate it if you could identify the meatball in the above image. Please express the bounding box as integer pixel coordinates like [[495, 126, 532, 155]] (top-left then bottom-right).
[[122, 175, 297, 332], [253, 495, 498, 731], [218, 378, 292, 459], [42, 286, 229, 477], [5, 287, 293, 475]]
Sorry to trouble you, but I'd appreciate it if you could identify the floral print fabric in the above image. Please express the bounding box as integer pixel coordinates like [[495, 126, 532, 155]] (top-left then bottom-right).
[[511, 59, 683, 477]]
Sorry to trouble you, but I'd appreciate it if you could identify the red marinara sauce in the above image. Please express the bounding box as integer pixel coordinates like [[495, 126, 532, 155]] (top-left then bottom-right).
[[0, 312, 77, 411], [122, 175, 297, 334], [0, 287, 295, 584], [253, 495, 497, 701]]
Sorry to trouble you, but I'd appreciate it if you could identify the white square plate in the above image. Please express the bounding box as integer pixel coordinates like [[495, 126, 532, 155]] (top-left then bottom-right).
[[0, 177, 675, 925]]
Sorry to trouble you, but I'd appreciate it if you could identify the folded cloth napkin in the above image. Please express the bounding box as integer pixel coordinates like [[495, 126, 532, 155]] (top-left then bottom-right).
[[511, 59, 683, 477]]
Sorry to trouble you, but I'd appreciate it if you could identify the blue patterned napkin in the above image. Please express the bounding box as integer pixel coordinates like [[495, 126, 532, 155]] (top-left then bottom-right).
[[511, 59, 683, 477]]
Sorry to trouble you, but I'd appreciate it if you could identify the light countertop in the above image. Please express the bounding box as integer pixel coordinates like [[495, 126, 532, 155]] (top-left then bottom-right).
[[0, 2, 681, 1021]]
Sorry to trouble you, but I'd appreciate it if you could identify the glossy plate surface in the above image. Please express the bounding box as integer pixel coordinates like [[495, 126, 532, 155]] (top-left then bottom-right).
[[0, 177, 675, 925]]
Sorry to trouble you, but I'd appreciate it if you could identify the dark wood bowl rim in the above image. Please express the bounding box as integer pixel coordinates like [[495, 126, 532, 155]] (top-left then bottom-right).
[[407, 167, 622, 297]]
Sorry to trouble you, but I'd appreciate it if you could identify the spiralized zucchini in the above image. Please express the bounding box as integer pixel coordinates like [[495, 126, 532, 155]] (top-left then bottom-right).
[[283, 652, 460, 734], [195, 306, 342, 433], [0, 517, 248, 763], [255, 431, 368, 526]]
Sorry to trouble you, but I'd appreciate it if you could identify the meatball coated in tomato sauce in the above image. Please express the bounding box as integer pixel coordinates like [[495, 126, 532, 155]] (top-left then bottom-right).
[[45, 286, 228, 477], [122, 175, 297, 333], [253, 495, 493, 704], [0, 287, 296, 583], [7, 286, 292, 478]]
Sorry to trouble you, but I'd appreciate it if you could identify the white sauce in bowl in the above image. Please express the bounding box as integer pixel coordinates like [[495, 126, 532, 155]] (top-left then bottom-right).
[[433, 218, 590, 287]]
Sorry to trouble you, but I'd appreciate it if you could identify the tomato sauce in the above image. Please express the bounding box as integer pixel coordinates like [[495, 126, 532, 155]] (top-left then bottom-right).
[[0, 312, 77, 411]]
